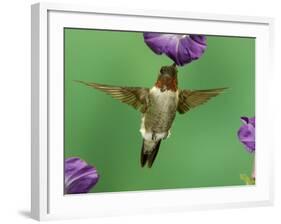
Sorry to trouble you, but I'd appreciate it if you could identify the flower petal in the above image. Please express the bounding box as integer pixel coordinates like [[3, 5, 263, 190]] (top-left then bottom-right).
[[237, 116, 255, 153], [240, 116, 249, 124], [190, 35, 207, 45], [65, 157, 99, 194], [143, 33, 178, 55], [248, 117, 255, 127], [143, 33, 207, 66]]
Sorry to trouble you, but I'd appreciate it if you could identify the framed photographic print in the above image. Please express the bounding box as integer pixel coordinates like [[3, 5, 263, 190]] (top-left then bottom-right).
[[31, 2, 274, 221]]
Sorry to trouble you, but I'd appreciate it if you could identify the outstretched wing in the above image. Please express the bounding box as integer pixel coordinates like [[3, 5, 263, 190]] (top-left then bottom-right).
[[76, 80, 150, 113], [177, 87, 227, 114]]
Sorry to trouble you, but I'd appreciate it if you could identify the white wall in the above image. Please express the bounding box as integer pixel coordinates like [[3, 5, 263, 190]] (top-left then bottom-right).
[[0, 0, 279, 223]]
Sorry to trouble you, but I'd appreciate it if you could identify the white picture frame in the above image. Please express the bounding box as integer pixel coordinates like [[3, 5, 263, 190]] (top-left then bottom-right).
[[31, 2, 274, 221]]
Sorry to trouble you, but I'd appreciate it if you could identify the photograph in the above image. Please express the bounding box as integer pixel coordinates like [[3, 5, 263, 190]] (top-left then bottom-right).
[[63, 29, 255, 194]]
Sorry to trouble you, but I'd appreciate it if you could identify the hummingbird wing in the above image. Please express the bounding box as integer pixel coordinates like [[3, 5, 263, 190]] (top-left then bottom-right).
[[76, 81, 149, 113], [177, 87, 227, 114]]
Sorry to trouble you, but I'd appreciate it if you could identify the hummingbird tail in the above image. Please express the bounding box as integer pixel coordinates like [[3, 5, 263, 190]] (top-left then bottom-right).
[[140, 139, 162, 168]]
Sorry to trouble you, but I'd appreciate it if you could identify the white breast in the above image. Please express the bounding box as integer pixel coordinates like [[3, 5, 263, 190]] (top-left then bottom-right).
[[150, 86, 178, 101], [139, 86, 178, 141]]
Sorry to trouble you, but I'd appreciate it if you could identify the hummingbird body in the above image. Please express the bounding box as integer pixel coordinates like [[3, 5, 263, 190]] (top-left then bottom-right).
[[140, 87, 178, 141], [77, 64, 226, 168], [139, 66, 179, 167]]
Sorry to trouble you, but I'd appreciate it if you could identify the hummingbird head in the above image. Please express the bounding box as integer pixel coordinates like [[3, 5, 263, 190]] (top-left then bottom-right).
[[155, 63, 178, 92]]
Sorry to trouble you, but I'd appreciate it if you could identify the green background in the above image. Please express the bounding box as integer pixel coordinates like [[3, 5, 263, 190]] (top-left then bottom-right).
[[64, 28, 255, 193]]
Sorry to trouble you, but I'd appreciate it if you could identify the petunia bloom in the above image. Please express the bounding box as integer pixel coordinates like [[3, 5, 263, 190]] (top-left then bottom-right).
[[65, 157, 99, 194], [237, 116, 255, 153], [143, 33, 207, 66]]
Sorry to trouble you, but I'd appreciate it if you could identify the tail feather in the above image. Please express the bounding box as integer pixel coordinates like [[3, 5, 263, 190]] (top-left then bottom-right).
[[140, 139, 162, 168], [147, 140, 161, 168], [140, 141, 148, 167]]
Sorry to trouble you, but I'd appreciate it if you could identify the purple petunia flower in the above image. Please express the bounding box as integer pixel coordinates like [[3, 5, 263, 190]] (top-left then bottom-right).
[[143, 33, 207, 66], [65, 157, 99, 194], [237, 116, 255, 153]]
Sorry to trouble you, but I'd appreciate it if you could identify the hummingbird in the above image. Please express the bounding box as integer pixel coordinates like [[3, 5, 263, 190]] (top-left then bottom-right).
[[77, 63, 226, 168]]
